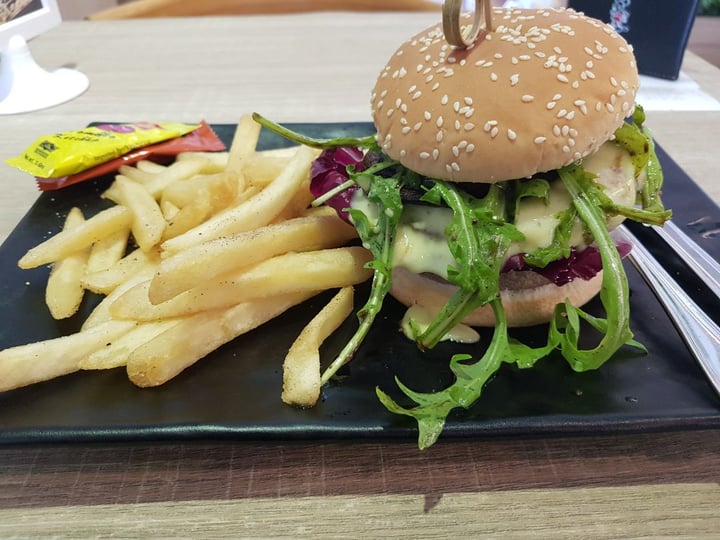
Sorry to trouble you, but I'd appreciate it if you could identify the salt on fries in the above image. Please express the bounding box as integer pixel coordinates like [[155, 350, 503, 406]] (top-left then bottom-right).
[[1, 114, 369, 402]]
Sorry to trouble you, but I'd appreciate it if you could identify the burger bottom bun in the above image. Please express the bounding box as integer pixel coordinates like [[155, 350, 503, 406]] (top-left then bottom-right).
[[390, 267, 604, 328]]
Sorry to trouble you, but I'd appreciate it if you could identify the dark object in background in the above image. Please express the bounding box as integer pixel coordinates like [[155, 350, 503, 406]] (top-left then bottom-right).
[[569, 0, 701, 80]]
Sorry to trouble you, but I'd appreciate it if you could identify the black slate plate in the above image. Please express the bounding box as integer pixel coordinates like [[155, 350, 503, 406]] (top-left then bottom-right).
[[1, 123, 719, 445]]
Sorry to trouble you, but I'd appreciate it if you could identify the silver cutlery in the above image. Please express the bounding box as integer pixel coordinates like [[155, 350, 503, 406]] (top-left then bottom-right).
[[615, 225, 720, 397], [653, 220, 720, 299]]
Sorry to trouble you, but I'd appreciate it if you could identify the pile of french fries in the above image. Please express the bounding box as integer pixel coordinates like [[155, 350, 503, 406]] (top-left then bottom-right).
[[0, 115, 372, 407]]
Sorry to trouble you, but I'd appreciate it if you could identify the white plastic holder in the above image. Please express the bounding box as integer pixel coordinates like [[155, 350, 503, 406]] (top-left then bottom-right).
[[0, 35, 89, 115]]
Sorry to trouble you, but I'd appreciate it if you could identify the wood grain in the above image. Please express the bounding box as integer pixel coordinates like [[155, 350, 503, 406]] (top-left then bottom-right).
[[2, 431, 720, 507]]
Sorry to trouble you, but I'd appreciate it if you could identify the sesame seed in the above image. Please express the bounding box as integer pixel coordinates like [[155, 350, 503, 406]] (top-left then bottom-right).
[[464, 97, 473, 105], [402, 126, 411, 134], [413, 122, 422, 131], [424, 111, 432, 120], [553, 125, 561, 136], [510, 74, 520, 86], [436, 116, 444, 127], [452, 146, 459, 157], [522, 95, 535, 103], [419, 152, 430, 159], [562, 145, 570, 153], [507, 129, 517, 141], [454, 120, 461, 130], [436, 131, 444, 142], [490, 127, 499, 138], [490, 72, 498, 81], [432, 148, 439, 160], [464, 123, 475, 131], [534, 136, 547, 144], [451, 162, 460, 172], [606, 103, 615, 113], [557, 74, 569, 83], [557, 109, 567, 118], [441, 94, 449, 105], [546, 101, 557, 110], [466, 144, 475, 153], [412, 91, 422, 100], [561, 125, 570, 136]]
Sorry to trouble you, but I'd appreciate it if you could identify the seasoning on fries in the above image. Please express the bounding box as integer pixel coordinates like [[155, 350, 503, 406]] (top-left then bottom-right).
[[1, 114, 369, 400]]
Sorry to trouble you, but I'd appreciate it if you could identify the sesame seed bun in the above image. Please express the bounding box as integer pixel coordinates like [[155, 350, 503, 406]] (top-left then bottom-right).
[[371, 7, 639, 183], [391, 266, 604, 327]]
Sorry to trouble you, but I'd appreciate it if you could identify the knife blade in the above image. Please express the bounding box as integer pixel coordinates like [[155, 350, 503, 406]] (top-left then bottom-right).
[[616, 225, 720, 398]]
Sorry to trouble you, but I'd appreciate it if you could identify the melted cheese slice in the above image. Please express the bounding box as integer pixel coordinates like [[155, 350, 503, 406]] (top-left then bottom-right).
[[351, 141, 638, 278]]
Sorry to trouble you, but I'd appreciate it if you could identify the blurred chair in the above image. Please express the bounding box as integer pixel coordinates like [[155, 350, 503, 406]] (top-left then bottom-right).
[[89, 0, 441, 19]]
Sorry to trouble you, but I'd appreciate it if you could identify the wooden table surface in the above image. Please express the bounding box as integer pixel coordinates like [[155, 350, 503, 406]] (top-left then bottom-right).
[[1, 13, 719, 538]]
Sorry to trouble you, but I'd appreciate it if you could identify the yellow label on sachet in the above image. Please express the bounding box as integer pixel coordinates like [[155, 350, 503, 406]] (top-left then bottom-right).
[[6, 122, 199, 178]]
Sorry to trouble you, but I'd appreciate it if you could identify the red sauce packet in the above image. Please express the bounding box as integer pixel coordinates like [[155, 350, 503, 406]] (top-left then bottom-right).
[[35, 122, 226, 191]]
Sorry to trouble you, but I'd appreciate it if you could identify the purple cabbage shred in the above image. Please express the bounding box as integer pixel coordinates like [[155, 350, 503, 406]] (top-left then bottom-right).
[[310, 147, 364, 222], [502, 240, 632, 286]]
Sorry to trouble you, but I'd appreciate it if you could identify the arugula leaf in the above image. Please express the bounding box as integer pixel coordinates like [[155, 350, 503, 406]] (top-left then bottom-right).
[[612, 106, 671, 223], [552, 165, 635, 371], [320, 171, 403, 383], [252, 112, 377, 150], [523, 206, 577, 268], [377, 299, 557, 450], [414, 182, 523, 349], [512, 178, 550, 220]]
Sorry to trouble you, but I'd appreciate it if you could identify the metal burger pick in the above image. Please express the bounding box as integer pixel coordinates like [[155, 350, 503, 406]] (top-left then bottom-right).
[[442, 0, 494, 48]]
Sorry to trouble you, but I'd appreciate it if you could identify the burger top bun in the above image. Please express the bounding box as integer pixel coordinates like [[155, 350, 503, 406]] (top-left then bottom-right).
[[371, 7, 639, 183]]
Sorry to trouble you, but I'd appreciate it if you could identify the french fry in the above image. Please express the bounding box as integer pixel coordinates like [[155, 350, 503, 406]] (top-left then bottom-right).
[[135, 159, 168, 174], [160, 145, 317, 255], [160, 171, 238, 211], [144, 158, 213, 198], [18, 205, 133, 269], [224, 114, 262, 181], [161, 196, 213, 240], [282, 287, 354, 407], [148, 213, 358, 304], [82, 265, 158, 329], [244, 147, 298, 187], [80, 319, 180, 370], [119, 158, 212, 199], [86, 227, 130, 274], [176, 151, 228, 171], [81, 247, 160, 295], [112, 247, 371, 321], [0, 320, 136, 392], [106, 175, 166, 252], [45, 207, 89, 320], [126, 291, 314, 387]]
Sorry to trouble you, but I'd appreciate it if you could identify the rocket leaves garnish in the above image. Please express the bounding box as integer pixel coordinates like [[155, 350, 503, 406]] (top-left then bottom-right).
[[320, 169, 404, 384]]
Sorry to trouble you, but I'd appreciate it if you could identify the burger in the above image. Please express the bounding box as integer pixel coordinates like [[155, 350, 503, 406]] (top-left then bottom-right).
[[253, 6, 670, 448]]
